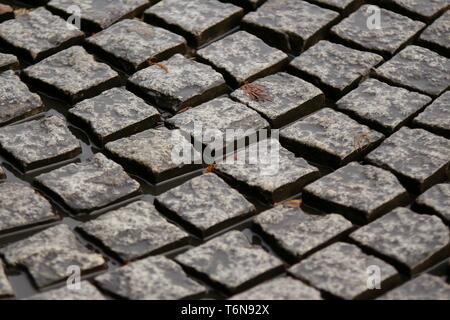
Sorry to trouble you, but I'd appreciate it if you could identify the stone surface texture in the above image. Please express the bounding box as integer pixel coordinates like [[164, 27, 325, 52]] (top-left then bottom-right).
[[0, 262, 13, 297], [416, 183, 450, 223], [420, 10, 450, 52], [28, 281, 105, 300], [379, 274, 450, 300], [413, 91, 450, 137]]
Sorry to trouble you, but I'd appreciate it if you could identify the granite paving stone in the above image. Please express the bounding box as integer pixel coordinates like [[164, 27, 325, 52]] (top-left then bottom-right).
[[419, 10, 450, 56], [27, 281, 105, 300], [86, 19, 186, 73], [105, 128, 201, 183], [128, 54, 227, 113], [0, 71, 43, 126], [230, 72, 324, 128], [254, 206, 352, 260], [0, 116, 81, 171], [230, 277, 322, 300], [0, 8, 84, 62], [378, 274, 450, 300], [380, 0, 450, 21], [0, 52, 18, 72], [336, 78, 432, 134], [0, 182, 59, 235], [78, 200, 189, 262], [242, 0, 339, 52], [366, 127, 450, 193], [155, 173, 255, 237], [23, 46, 120, 103], [35, 153, 140, 213], [413, 91, 450, 138], [214, 139, 320, 203], [374, 45, 450, 97], [288, 242, 400, 300], [0, 224, 106, 288], [68, 87, 160, 146], [175, 230, 284, 293], [279, 108, 384, 167], [415, 183, 450, 224], [0, 262, 13, 298], [0, 4, 13, 23], [197, 31, 288, 86], [94, 256, 206, 300], [289, 41, 383, 98], [47, 0, 151, 32], [303, 162, 409, 223], [350, 207, 450, 274], [145, 0, 243, 47]]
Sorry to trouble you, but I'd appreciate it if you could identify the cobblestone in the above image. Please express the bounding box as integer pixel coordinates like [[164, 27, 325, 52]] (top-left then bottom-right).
[[413, 91, 450, 138], [0, 52, 18, 72], [27, 281, 105, 300], [415, 183, 450, 224]]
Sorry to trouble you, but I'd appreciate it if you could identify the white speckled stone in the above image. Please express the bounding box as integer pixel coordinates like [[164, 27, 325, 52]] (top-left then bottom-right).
[[35, 153, 140, 213], [95, 256, 206, 300], [420, 10, 450, 53], [289, 242, 399, 300], [0, 262, 13, 298], [351, 207, 450, 274], [175, 230, 283, 293], [27, 281, 105, 300], [416, 183, 450, 223], [1, 224, 106, 288], [413, 91, 450, 138], [383, 0, 450, 20], [0, 52, 18, 72]]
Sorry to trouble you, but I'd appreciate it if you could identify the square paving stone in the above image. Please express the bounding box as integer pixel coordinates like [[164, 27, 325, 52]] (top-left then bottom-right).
[[22, 46, 120, 103], [145, 0, 243, 47], [0, 182, 59, 235], [366, 127, 450, 193], [350, 207, 450, 274], [214, 139, 320, 203], [47, 0, 151, 32], [86, 19, 186, 73], [0, 4, 13, 23], [0, 52, 18, 72], [0, 224, 106, 288], [68, 87, 160, 146], [254, 206, 352, 260], [419, 10, 450, 56], [413, 91, 450, 138], [155, 173, 255, 237], [94, 256, 206, 300], [27, 281, 105, 300], [230, 72, 325, 128], [336, 78, 432, 134], [289, 41, 383, 98], [0, 8, 84, 62], [303, 162, 409, 223], [197, 31, 288, 86], [230, 277, 322, 300], [331, 6, 425, 56], [415, 183, 450, 224], [288, 242, 400, 300], [105, 128, 201, 183], [242, 0, 339, 53], [380, 0, 450, 21], [378, 274, 450, 300], [0, 262, 13, 298], [35, 153, 140, 213], [78, 200, 189, 262], [175, 230, 283, 293], [0, 116, 81, 171], [374, 45, 450, 97], [0, 71, 43, 127], [279, 108, 384, 167], [128, 54, 227, 113]]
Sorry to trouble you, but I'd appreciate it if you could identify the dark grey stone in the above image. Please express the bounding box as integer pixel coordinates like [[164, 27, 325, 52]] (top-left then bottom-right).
[[68, 87, 160, 146], [0, 52, 18, 72], [23, 46, 120, 103], [381, 0, 449, 21], [413, 91, 450, 138], [155, 173, 255, 237], [175, 230, 283, 293], [197, 31, 288, 86], [279, 108, 384, 167], [336, 78, 432, 134], [0, 71, 43, 126], [94, 256, 206, 300], [415, 183, 450, 223], [230, 72, 324, 128], [35, 153, 140, 213], [145, 0, 243, 47], [1, 224, 106, 288], [27, 281, 105, 300], [254, 205, 352, 260], [128, 54, 227, 113], [0, 262, 13, 298], [375, 45, 450, 97], [350, 207, 450, 274], [303, 162, 409, 223], [78, 200, 189, 262], [0, 8, 84, 61], [419, 10, 450, 55], [366, 127, 450, 193], [0, 116, 81, 171], [242, 0, 339, 52], [86, 19, 186, 72]]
